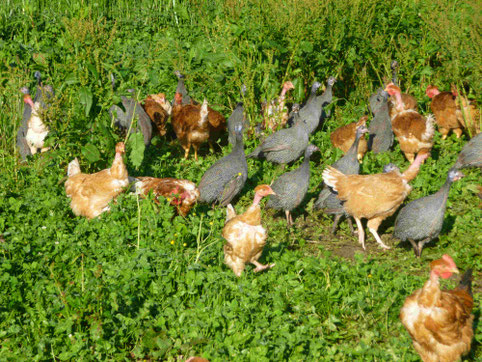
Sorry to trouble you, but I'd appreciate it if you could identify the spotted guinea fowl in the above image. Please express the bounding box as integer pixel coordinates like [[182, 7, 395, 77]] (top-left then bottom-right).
[[393, 168, 465, 257], [228, 85, 248, 145], [453, 133, 482, 170], [247, 115, 309, 165], [198, 125, 247, 206], [368, 88, 393, 154], [390, 60, 399, 86], [299, 77, 335, 134], [267, 144, 319, 226], [174, 70, 196, 105], [315, 125, 368, 234]]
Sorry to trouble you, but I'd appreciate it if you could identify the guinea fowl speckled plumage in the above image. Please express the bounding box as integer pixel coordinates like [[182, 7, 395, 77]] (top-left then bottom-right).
[[267, 144, 319, 226], [393, 168, 465, 257], [247, 114, 309, 165], [228, 85, 248, 145], [453, 133, 482, 170], [299, 77, 335, 134], [174, 70, 196, 105], [198, 125, 247, 206], [315, 125, 368, 234], [368, 89, 393, 154]]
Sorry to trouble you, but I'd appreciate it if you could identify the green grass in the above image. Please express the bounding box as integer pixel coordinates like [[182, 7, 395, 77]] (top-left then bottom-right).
[[0, 0, 481, 360]]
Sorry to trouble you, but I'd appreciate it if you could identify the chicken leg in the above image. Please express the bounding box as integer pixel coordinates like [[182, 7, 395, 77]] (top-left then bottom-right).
[[367, 217, 391, 249], [354, 217, 366, 250], [252, 260, 275, 273], [368, 228, 391, 249]]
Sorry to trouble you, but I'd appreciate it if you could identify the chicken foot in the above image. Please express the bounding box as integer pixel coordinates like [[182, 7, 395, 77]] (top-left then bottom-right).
[[354, 217, 366, 250], [252, 260, 275, 273], [368, 227, 391, 249]]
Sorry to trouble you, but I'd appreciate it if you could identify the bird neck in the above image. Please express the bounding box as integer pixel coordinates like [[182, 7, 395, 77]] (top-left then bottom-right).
[[252, 193, 263, 207], [347, 131, 363, 157], [419, 270, 441, 307]]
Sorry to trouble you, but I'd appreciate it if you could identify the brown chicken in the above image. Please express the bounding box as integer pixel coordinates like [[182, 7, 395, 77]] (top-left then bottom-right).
[[142, 93, 171, 136], [330, 115, 369, 162], [387, 84, 418, 119], [172, 93, 226, 159], [134, 177, 199, 216], [452, 85, 480, 136], [222, 185, 276, 277], [425, 85, 465, 139], [322, 152, 428, 250], [400, 255, 474, 362], [386, 83, 434, 163], [261, 81, 295, 132], [65, 142, 129, 219]]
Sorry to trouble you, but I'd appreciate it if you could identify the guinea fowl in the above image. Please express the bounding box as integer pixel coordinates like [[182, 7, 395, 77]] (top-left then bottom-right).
[[330, 115, 368, 162], [390, 60, 399, 86], [18, 71, 54, 159], [315, 125, 368, 234], [223, 184, 276, 277], [453, 133, 482, 169], [299, 77, 335, 134], [322, 153, 428, 250], [174, 70, 196, 105], [368, 89, 393, 154], [228, 85, 248, 145], [393, 168, 464, 257], [267, 144, 319, 226], [247, 115, 309, 165], [109, 89, 152, 146], [198, 125, 248, 206]]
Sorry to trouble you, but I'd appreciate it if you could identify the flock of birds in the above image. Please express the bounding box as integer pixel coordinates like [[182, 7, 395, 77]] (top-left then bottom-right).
[[17, 61, 480, 360]]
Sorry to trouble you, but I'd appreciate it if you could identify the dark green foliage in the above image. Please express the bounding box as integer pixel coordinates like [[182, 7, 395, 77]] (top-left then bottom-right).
[[0, 0, 480, 360]]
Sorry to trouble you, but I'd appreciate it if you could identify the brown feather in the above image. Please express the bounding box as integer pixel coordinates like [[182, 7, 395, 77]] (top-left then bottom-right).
[[330, 116, 368, 159]]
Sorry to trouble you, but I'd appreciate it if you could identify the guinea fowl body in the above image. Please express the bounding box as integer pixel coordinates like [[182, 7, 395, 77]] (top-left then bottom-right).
[[393, 169, 464, 256], [299, 77, 335, 134], [453, 133, 482, 169], [228, 86, 248, 145], [198, 127, 248, 206], [368, 89, 393, 154], [267, 145, 318, 225], [247, 117, 309, 164]]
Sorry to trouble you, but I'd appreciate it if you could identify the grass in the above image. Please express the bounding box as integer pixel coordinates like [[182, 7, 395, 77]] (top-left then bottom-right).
[[0, 0, 481, 360]]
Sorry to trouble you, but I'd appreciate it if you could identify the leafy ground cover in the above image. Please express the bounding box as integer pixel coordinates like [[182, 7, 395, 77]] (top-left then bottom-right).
[[0, 0, 480, 360]]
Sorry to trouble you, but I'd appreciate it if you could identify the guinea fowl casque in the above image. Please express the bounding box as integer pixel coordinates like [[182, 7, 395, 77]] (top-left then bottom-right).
[[299, 77, 335, 134], [142, 93, 171, 137], [248, 113, 309, 165], [393, 168, 464, 257], [367, 89, 393, 154], [198, 125, 248, 206], [385, 83, 434, 163], [65, 142, 129, 219], [267, 144, 319, 226], [322, 152, 428, 249], [134, 177, 199, 216], [330, 115, 369, 162], [400, 255, 474, 362], [453, 132, 482, 169], [315, 125, 369, 234], [261, 81, 294, 132], [222, 184, 276, 277]]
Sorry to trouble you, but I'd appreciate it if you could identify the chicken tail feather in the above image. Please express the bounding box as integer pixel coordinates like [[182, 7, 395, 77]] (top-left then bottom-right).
[[422, 114, 435, 141], [456, 269, 473, 298], [322, 166, 343, 191], [68, 158, 81, 177]]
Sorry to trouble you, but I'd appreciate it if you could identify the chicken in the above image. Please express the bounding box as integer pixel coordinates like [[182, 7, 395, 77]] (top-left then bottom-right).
[[386, 77, 418, 119], [142, 93, 171, 137], [261, 81, 294, 132], [171, 94, 210, 160], [21, 87, 50, 155], [322, 152, 428, 250], [65, 142, 129, 219], [400, 255, 474, 362], [330, 115, 369, 162], [222, 185, 276, 277], [134, 177, 199, 216], [452, 85, 480, 136], [385, 83, 434, 163], [425, 85, 464, 139]]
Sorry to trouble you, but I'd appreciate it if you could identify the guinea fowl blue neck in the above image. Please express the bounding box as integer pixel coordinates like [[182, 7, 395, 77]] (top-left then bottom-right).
[[345, 125, 368, 160], [437, 169, 465, 198]]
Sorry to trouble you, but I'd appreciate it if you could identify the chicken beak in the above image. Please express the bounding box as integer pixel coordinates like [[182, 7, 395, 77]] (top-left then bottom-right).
[[452, 267, 460, 274]]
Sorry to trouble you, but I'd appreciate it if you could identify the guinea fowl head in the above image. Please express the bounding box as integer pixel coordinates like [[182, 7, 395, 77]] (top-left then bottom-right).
[[447, 168, 465, 182], [311, 81, 321, 93], [355, 124, 369, 136], [425, 85, 440, 99], [305, 144, 319, 158], [327, 77, 336, 87], [383, 163, 399, 173], [430, 254, 459, 279], [390, 60, 399, 70]]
